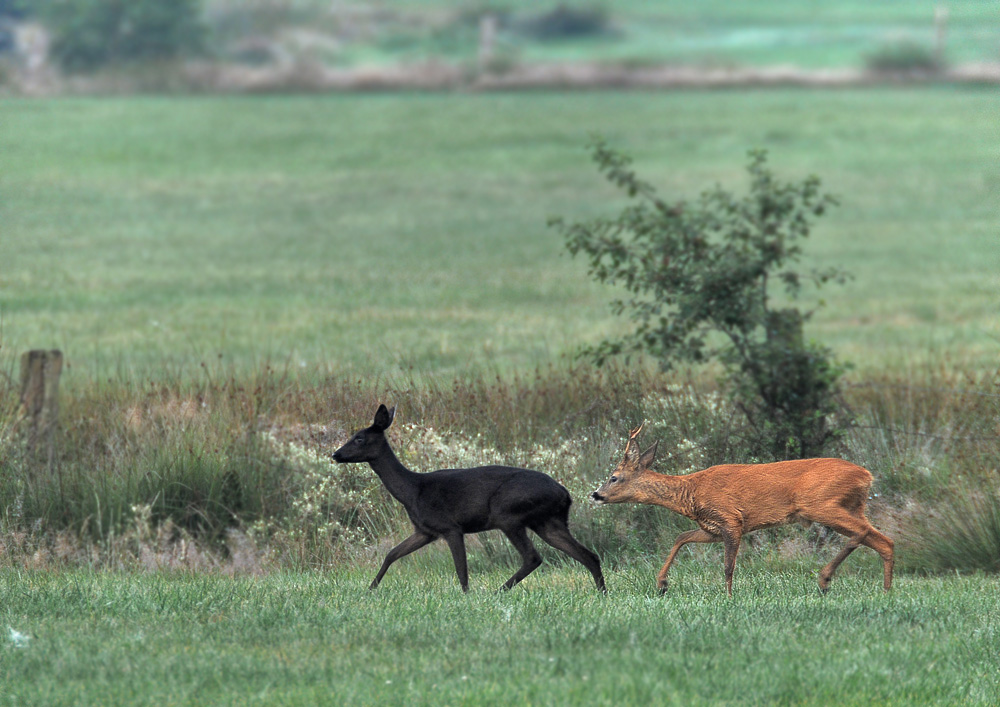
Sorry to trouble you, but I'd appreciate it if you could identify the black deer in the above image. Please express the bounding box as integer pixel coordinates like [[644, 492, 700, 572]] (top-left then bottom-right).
[[331, 404, 605, 592]]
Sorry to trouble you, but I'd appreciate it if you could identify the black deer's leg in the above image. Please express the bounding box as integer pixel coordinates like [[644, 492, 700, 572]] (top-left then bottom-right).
[[532, 519, 606, 592], [370, 531, 435, 590], [500, 526, 543, 590], [443, 532, 470, 592]]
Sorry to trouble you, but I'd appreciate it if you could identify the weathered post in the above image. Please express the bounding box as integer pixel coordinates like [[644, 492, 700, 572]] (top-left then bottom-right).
[[478, 14, 497, 74], [19, 349, 62, 471], [934, 5, 949, 69]]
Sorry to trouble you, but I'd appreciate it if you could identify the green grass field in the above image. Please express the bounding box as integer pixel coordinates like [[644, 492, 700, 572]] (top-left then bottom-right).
[[3, 86, 1000, 705], [3, 562, 999, 706], [3, 89, 998, 381]]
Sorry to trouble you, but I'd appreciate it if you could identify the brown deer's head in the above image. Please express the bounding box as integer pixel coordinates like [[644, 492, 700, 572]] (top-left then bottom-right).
[[591, 423, 658, 504]]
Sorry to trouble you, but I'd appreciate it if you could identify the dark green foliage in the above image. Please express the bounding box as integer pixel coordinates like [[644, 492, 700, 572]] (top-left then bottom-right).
[[0, 0, 26, 19], [0, 0, 25, 53], [865, 40, 944, 74], [724, 310, 850, 459], [41, 0, 205, 72], [517, 4, 613, 40], [552, 140, 849, 458]]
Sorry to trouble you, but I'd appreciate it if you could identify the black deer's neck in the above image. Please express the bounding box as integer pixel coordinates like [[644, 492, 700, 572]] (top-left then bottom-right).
[[368, 441, 421, 507]]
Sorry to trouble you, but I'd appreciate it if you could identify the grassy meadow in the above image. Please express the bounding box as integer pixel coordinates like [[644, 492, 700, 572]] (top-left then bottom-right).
[[3, 565, 1000, 705], [3, 89, 999, 379], [2, 87, 1000, 704]]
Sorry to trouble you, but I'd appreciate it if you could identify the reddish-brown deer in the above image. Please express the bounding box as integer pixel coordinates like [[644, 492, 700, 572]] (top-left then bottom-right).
[[591, 424, 894, 595]]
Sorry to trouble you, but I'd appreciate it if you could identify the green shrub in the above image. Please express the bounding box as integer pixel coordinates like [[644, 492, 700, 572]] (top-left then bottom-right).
[[865, 40, 943, 74], [551, 140, 849, 459], [0, 0, 28, 19], [41, 0, 205, 72], [517, 4, 613, 40]]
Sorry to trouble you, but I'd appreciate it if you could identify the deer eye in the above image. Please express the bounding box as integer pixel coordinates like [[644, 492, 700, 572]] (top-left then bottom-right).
[[352, 436, 363, 445], [609, 475, 618, 483]]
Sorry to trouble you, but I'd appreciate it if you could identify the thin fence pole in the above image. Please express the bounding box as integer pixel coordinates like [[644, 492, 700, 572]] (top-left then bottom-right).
[[19, 349, 63, 476]]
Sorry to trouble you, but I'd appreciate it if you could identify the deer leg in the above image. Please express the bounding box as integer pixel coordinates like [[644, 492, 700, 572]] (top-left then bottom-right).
[[814, 511, 895, 592], [817, 532, 863, 593], [864, 528, 895, 591], [721, 527, 742, 597], [442, 532, 470, 592], [657, 529, 720, 595], [532, 519, 606, 593], [370, 531, 436, 590], [819, 522, 895, 592], [500, 526, 543, 591]]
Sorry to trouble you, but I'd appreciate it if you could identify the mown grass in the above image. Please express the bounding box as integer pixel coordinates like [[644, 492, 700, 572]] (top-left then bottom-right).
[[3, 89, 999, 379], [2, 564, 999, 706]]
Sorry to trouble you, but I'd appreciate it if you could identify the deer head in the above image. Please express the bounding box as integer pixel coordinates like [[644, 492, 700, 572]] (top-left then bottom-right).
[[332, 404, 396, 464], [591, 423, 658, 504]]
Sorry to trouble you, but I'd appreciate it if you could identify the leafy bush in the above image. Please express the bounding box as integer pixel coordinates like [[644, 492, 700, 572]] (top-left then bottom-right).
[[551, 140, 849, 459], [517, 4, 613, 40], [865, 40, 943, 74], [0, 0, 27, 19], [41, 0, 205, 72]]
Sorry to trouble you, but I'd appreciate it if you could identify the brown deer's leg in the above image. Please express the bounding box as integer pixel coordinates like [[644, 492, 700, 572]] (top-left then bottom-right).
[[817, 532, 863, 593], [861, 527, 894, 591], [721, 528, 742, 596], [657, 529, 720, 594], [532, 520, 606, 592], [813, 509, 895, 592], [371, 531, 436, 590], [500, 526, 543, 591], [442, 532, 470, 592]]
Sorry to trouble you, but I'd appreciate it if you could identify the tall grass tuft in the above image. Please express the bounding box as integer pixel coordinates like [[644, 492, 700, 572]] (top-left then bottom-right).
[[903, 484, 1000, 573]]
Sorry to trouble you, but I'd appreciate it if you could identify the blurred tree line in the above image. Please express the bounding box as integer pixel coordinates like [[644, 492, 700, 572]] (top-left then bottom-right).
[[4, 0, 204, 71]]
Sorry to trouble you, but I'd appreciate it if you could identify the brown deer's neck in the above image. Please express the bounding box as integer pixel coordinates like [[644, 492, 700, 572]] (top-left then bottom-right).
[[631, 471, 697, 520]]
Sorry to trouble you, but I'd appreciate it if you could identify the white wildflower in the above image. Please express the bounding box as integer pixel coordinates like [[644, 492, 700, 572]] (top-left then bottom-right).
[[8, 627, 30, 649]]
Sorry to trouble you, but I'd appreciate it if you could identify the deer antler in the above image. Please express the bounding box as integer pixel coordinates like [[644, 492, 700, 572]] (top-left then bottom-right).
[[623, 422, 645, 456]]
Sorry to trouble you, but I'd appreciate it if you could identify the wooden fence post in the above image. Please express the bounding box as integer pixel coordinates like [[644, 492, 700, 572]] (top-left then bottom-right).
[[478, 14, 497, 73], [19, 349, 63, 470], [934, 6, 949, 68]]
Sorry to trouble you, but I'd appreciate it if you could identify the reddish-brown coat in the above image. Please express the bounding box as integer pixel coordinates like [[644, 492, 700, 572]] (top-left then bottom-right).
[[592, 425, 894, 595]]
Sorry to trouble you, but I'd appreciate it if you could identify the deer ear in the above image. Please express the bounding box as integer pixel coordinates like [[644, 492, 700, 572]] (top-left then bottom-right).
[[373, 404, 394, 431], [638, 441, 658, 469]]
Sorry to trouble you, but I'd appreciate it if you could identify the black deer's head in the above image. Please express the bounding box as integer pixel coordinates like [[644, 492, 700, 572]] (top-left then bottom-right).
[[332, 404, 396, 464]]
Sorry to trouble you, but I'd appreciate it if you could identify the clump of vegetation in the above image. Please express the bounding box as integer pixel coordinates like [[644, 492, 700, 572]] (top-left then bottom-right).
[[40, 0, 206, 72], [552, 140, 849, 459], [865, 40, 944, 74], [516, 4, 614, 41], [904, 487, 1000, 573]]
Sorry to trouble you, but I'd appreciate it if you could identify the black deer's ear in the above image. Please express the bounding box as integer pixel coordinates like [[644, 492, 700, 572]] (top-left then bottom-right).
[[373, 404, 396, 431], [638, 441, 658, 469]]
